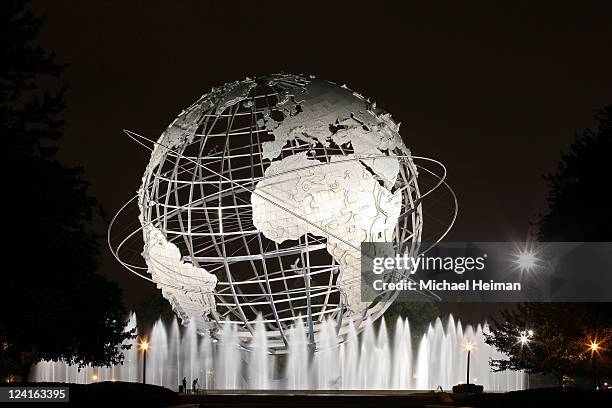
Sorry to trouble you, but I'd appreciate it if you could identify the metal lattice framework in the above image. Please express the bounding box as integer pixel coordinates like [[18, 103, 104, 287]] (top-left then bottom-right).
[[109, 74, 456, 351]]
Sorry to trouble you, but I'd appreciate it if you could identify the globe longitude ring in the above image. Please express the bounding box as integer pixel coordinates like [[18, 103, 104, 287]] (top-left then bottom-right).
[[109, 74, 457, 351]]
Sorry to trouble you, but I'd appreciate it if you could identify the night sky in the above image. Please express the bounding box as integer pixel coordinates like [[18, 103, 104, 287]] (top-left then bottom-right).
[[31, 0, 612, 313]]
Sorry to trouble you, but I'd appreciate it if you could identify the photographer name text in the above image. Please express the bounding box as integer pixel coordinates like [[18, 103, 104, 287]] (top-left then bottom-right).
[[372, 279, 521, 292]]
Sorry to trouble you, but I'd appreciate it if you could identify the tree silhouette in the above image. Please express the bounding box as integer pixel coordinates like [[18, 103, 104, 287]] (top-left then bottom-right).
[[0, 0, 133, 382], [539, 105, 612, 241], [485, 303, 611, 384], [485, 105, 612, 385]]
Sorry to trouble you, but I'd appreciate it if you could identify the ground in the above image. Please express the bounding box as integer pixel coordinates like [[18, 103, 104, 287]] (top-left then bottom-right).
[[2, 383, 612, 407]]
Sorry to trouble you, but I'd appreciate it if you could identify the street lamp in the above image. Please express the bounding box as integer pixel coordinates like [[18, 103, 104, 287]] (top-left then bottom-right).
[[464, 342, 475, 387], [588, 339, 601, 390], [138, 338, 150, 385], [518, 329, 534, 346]]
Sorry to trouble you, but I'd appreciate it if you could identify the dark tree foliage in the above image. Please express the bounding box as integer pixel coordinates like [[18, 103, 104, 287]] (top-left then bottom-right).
[[485, 106, 612, 385], [1, 0, 66, 157], [538, 105, 612, 242], [485, 303, 611, 383], [0, 0, 133, 382]]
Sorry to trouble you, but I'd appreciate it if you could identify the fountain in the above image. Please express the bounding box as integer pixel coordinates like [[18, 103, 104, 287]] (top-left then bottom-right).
[[33, 313, 525, 391]]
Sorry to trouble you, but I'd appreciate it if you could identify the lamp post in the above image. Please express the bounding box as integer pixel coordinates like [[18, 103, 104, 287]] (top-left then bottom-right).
[[517, 329, 533, 388], [464, 342, 474, 387], [518, 329, 534, 346], [139, 338, 150, 385], [589, 340, 600, 390]]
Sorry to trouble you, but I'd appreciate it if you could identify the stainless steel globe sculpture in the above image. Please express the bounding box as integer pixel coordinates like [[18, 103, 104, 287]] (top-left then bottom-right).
[[130, 74, 424, 351]]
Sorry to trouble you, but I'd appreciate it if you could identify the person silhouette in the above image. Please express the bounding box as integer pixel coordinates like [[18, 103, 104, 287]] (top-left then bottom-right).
[[192, 378, 199, 393], [182, 377, 187, 393]]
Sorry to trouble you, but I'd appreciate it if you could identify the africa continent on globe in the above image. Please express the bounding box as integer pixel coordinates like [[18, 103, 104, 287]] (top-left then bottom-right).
[[137, 74, 422, 349]]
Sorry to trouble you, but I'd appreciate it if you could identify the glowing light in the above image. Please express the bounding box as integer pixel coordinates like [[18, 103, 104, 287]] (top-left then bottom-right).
[[517, 329, 534, 346], [589, 341, 600, 352], [92, 374, 98, 381], [514, 248, 539, 272], [138, 339, 150, 352], [464, 342, 475, 352]]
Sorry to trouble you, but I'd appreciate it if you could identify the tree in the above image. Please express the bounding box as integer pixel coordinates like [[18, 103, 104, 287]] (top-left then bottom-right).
[[538, 105, 612, 242], [0, 0, 133, 382], [485, 106, 612, 385], [485, 303, 611, 384]]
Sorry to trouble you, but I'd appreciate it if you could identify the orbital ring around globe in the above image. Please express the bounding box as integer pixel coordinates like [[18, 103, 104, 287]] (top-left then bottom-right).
[[108, 74, 458, 351], [108, 152, 456, 292], [109, 151, 455, 276]]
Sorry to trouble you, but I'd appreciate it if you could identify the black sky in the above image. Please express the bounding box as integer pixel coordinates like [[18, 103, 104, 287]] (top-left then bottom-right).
[[31, 0, 612, 311]]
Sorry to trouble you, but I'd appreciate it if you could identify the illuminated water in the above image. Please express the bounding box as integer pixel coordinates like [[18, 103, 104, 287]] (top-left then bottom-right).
[[33, 313, 525, 391]]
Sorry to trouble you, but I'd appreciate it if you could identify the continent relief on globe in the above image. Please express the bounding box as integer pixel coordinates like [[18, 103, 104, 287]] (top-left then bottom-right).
[[251, 79, 411, 315], [252, 152, 402, 314], [139, 75, 413, 327]]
